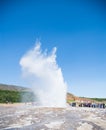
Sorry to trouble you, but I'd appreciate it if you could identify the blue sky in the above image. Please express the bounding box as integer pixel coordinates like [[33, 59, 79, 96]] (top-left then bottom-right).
[[0, 0, 106, 98]]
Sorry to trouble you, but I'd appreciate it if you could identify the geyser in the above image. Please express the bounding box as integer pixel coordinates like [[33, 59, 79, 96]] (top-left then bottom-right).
[[20, 41, 67, 107]]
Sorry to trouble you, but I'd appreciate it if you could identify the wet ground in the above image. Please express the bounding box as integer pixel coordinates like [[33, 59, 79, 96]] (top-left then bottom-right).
[[0, 104, 106, 130]]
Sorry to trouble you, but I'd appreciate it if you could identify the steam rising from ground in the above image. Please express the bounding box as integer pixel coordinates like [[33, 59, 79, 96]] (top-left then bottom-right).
[[20, 42, 67, 107]]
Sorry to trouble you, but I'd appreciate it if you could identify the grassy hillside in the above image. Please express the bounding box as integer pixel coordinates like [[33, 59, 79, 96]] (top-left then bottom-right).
[[0, 83, 30, 91], [0, 83, 106, 103], [0, 90, 36, 103], [89, 98, 106, 102], [0, 84, 35, 103]]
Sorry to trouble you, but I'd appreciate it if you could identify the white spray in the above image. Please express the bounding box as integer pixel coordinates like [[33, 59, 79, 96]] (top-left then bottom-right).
[[20, 41, 67, 107]]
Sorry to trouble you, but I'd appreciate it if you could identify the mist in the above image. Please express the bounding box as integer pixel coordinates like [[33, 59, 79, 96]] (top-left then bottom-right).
[[20, 41, 67, 107]]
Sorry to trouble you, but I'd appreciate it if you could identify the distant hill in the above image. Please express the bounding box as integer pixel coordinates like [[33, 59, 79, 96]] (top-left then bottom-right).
[[0, 83, 78, 102], [0, 84, 75, 98], [0, 83, 106, 103], [67, 92, 76, 101], [67, 92, 90, 103], [0, 83, 30, 92], [67, 93, 106, 103], [0, 84, 34, 103]]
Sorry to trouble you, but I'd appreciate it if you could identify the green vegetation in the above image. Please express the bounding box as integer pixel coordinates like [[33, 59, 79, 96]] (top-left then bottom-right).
[[67, 99, 75, 104], [90, 98, 106, 102], [80, 97, 106, 103], [0, 90, 36, 103], [21, 91, 36, 102], [0, 83, 106, 104]]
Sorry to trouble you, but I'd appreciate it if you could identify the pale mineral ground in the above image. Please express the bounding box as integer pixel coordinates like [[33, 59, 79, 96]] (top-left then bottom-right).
[[0, 103, 106, 130]]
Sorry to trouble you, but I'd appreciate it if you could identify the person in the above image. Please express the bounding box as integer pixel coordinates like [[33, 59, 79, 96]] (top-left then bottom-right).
[[103, 103, 105, 109]]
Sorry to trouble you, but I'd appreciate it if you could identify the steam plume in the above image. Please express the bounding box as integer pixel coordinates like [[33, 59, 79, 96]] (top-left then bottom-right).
[[20, 41, 67, 107]]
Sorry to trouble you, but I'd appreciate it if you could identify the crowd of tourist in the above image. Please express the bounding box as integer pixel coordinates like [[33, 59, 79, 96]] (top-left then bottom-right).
[[70, 102, 106, 108]]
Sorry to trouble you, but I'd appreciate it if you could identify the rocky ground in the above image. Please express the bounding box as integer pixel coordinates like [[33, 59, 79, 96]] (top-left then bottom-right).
[[0, 103, 106, 130]]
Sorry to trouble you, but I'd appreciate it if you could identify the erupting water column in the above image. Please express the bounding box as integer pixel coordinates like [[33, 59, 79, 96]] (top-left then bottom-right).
[[20, 42, 67, 107]]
